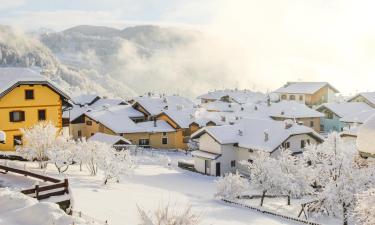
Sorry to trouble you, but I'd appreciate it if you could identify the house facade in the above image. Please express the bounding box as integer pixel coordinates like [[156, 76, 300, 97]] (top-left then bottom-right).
[[274, 82, 339, 106], [190, 118, 323, 176], [317, 102, 372, 133], [0, 68, 70, 151], [348, 92, 375, 108]]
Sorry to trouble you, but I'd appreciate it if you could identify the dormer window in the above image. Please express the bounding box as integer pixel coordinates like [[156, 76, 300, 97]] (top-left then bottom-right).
[[25, 90, 34, 100]]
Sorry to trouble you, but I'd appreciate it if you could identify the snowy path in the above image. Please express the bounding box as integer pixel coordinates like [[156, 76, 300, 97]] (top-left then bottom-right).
[[68, 164, 300, 225]]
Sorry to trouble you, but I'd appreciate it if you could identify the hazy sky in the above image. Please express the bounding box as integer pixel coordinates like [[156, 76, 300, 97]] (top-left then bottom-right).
[[1, 0, 375, 95]]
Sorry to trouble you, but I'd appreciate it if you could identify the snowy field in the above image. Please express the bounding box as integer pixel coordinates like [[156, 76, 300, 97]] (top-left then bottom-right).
[[0, 152, 305, 225]]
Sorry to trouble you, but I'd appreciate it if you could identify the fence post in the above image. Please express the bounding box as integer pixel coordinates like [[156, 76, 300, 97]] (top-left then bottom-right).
[[64, 179, 69, 194], [35, 183, 39, 199]]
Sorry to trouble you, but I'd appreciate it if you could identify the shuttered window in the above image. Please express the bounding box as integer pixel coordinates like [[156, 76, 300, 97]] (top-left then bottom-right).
[[38, 109, 46, 121]]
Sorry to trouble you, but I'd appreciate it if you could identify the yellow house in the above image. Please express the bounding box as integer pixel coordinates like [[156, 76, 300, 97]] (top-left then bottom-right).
[[70, 105, 183, 150], [0, 68, 70, 151], [274, 82, 339, 106]]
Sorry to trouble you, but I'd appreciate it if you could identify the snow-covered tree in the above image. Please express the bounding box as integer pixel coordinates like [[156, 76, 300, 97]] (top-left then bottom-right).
[[241, 149, 311, 206], [16, 121, 58, 169], [215, 172, 249, 200], [75, 139, 105, 176], [137, 203, 201, 225], [98, 146, 135, 185], [47, 136, 76, 173], [304, 133, 375, 225], [354, 188, 375, 225]]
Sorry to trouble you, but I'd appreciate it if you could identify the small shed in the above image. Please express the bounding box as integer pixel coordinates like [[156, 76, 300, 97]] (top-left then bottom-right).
[[89, 132, 132, 150]]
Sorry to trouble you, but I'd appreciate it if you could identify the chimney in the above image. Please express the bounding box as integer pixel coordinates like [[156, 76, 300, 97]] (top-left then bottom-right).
[[238, 129, 243, 136], [153, 118, 157, 127], [264, 130, 269, 142], [221, 116, 226, 122], [281, 111, 285, 115], [267, 95, 271, 106]]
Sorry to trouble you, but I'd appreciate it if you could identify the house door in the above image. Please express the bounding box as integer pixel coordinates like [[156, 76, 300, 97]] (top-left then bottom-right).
[[215, 162, 221, 177], [204, 160, 210, 174]]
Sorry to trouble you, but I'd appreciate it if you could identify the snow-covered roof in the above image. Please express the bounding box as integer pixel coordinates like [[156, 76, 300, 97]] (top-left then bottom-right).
[[201, 101, 242, 112], [348, 92, 375, 106], [0, 67, 70, 100], [340, 126, 359, 137], [191, 118, 323, 152], [340, 109, 375, 124], [196, 89, 266, 104], [191, 150, 221, 160], [317, 102, 373, 118], [71, 94, 99, 106], [88, 132, 131, 145], [357, 114, 375, 155], [255, 101, 324, 119], [136, 120, 175, 133], [90, 98, 127, 108], [85, 106, 143, 134], [274, 82, 339, 94], [133, 95, 194, 116], [161, 108, 196, 128]]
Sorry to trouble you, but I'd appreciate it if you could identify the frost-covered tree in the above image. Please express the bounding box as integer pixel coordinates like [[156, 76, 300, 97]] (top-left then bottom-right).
[[138, 203, 201, 225], [304, 133, 375, 225], [16, 121, 58, 169], [47, 136, 76, 173], [75, 139, 105, 176], [98, 146, 135, 185], [241, 149, 311, 206], [354, 188, 375, 225], [215, 172, 249, 200]]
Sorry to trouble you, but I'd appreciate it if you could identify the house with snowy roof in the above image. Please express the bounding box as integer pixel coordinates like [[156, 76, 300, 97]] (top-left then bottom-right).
[[248, 101, 324, 132], [274, 82, 339, 106], [71, 94, 101, 107], [88, 132, 132, 150], [196, 89, 266, 104], [347, 92, 375, 108], [190, 118, 323, 176], [317, 102, 373, 133], [356, 114, 375, 158], [131, 94, 195, 121], [0, 67, 71, 151], [71, 105, 184, 150]]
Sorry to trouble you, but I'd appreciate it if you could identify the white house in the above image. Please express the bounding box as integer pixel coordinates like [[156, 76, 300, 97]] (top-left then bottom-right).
[[190, 118, 323, 176], [357, 114, 375, 158], [348, 92, 375, 108], [88, 132, 132, 150]]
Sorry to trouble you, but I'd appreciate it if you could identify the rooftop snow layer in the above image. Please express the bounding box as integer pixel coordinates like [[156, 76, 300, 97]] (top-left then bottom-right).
[[318, 102, 373, 118], [197, 89, 266, 104], [340, 109, 375, 124], [89, 132, 131, 145], [274, 82, 338, 94]]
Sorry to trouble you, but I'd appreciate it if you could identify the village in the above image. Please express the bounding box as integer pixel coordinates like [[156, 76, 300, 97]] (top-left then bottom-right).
[[0, 67, 374, 225]]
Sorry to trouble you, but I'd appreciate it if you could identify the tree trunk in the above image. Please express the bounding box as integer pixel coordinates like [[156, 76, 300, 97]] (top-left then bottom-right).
[[260, 190, 267, 206], [343, 203, 348, 225]]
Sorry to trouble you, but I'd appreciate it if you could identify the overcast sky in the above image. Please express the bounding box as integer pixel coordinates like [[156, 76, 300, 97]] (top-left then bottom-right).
[[1, 0, 375, 95]]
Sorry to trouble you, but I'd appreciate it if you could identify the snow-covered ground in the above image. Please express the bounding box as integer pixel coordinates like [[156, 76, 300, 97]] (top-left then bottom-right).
[[0, 152, 315, 225]]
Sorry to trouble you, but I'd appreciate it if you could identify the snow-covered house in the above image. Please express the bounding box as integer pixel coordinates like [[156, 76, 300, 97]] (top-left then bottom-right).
[[340, 109, 375, 128], [357, 114, 375, 158], [190, 118, 323, 176], [71, 105, 183, 150], [71, 94, 100, 107], [274, 82, 339, 106], [132, 94, 195, 120], [317, 102, 372, 133], [88, 132, 131, 150], [348, 92, 375, 108], [196, 89, 266, 104], [249, 101, 324, 132]]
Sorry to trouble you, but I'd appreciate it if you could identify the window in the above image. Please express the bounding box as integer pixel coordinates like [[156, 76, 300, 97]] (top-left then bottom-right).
[[139, 139, 150, 146], [9, 111, 25, 122], [282, 142, 290, 149], [320, 124, 324, 132], [290, 95, 295, 100], [281, 95, 287, 100], [38, 109, 46, 121], [13, 135, 22, 146], [86, 120, 92, 126], [307, 139, 311, 145], [326, 112, 334, 119], [91, 133, 94, 136], [248, 159, 254, 164], [310, 121, 314, 127], [162, 137, 168, 145], [77, 130, 82, 137], [231, 160, 236, 167], [162, 132, 167, 136], [301, 140, 306, 148], [299, 95, 304, 101], [25, 90, 34, 100]]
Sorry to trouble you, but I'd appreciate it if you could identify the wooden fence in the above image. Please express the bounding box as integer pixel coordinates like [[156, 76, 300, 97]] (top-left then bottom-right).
[[0, 165, 70, 201]]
